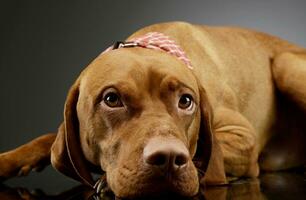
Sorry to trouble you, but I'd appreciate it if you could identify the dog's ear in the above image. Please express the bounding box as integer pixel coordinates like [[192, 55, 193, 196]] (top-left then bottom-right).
[[50, 79, 95, 187], [193, 86, 227, 186]]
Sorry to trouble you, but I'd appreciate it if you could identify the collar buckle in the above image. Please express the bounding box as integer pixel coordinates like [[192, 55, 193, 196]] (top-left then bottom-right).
[[88, 174, 109, 200], [113, 41, 138, 49]]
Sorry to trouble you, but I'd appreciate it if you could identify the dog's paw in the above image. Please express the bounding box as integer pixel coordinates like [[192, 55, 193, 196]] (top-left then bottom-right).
[[222, 143, 259, 178], [17, 165, 32, 177], [0, 148, 52, 181], [0, 154, 17, 181], [17, 187, 34, 199], [0, 154, 31, 180]]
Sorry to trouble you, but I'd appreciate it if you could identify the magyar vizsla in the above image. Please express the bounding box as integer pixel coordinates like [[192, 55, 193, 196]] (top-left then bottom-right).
[[1, 22, 306, 199]]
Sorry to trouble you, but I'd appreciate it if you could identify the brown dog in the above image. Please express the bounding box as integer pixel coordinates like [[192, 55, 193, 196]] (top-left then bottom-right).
[[1, 22, 306, 198]]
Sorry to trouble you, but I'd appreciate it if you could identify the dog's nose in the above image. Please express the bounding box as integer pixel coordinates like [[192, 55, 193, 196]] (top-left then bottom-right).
[[143, 137, 189, 171]]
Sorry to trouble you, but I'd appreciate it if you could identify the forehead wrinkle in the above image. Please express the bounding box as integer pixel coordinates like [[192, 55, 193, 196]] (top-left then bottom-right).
[[83, 53, 145, 88], [146, 65, 197, 96], [161, 76, 196, 94]]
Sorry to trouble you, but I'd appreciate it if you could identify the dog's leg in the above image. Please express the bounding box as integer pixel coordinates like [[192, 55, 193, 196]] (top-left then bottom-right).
[[213, 107, 259, 178], [272, 51, 306, 111], [0, 133, 56, 181], [263, 51, 306, 171]]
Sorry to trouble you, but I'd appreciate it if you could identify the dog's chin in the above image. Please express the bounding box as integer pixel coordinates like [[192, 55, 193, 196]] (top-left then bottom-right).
[[107, 164, 199, 199], [109, 179, 199, 199]]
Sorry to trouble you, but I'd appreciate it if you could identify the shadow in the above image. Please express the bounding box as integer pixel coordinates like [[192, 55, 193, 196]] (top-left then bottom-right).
[[1, 172, 306, 200], [260, 171, 306, 200]]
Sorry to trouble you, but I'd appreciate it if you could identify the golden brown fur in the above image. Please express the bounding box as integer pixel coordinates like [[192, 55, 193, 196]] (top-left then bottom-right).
[[1, 22, 306, 198]]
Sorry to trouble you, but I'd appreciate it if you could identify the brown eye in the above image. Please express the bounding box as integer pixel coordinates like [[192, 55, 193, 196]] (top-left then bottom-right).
[[103, 92, 123, 107], [178, 94, 193, 109]]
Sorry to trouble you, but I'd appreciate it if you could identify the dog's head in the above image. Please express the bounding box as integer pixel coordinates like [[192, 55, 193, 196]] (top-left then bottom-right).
[[51, 47, 226, 198]]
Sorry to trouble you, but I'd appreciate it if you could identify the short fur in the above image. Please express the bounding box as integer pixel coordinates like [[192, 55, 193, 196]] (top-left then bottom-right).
[[1, 22, 306, 198]]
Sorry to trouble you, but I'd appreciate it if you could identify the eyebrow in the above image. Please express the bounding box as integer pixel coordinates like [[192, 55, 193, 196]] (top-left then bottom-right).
[[177, 81, 196, 94], [161, 75, 196, 94]]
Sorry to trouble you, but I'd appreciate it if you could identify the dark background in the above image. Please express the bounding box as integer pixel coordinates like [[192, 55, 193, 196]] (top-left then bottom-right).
[[1, 0, 305, 195]]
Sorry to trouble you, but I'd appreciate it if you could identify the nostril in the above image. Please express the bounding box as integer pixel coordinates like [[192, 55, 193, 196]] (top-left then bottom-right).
[[145, 152, 168, 166], [143, 137, 190, 171], [175, 154, 188, 166]]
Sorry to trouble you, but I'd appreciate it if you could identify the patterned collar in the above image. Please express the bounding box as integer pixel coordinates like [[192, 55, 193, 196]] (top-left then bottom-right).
[[103, 32, 192, 69]]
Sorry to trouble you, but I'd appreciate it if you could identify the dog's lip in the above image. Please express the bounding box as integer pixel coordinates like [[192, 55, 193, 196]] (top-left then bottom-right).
[[142, 162, 199, 196]]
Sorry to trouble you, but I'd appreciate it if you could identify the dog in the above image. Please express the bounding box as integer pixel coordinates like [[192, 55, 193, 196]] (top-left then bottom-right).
[[0, 21, 306, 199]]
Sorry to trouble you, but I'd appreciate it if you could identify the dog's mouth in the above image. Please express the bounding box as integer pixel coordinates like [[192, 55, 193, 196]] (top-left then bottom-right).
[[98, 187, 199, 200], [105, 160, 199, 199]]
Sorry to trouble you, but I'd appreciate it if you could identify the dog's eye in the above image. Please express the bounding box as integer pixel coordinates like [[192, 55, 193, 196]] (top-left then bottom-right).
[[103, 92, 123, 107], [178, 94, 193, 110]]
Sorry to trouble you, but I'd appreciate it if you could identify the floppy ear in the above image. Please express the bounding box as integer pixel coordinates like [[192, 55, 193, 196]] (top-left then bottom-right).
[[193, 86, 227, 186], [50, 79, 95, 187]]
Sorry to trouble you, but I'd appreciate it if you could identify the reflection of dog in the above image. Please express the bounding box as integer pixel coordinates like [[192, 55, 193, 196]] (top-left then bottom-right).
[[0, 184, 91, 200], [0, 22, 306, 198]]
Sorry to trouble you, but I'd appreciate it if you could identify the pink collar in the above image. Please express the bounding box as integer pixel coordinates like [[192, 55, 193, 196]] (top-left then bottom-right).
[[103, 32, 192, 69]]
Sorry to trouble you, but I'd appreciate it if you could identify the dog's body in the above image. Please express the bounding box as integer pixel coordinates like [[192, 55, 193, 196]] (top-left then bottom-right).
[[1, 22, 306, 198]]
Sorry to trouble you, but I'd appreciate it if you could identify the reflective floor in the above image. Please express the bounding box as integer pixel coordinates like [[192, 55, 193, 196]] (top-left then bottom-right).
[[1, 170, 305, 200]]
